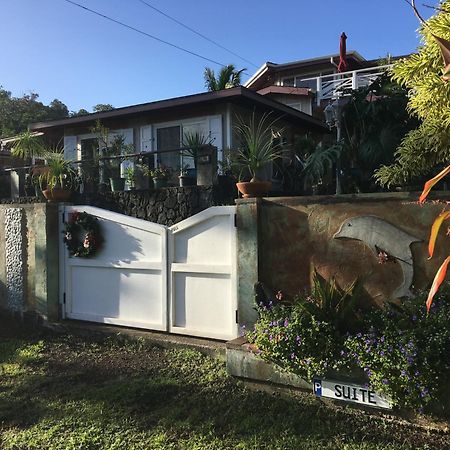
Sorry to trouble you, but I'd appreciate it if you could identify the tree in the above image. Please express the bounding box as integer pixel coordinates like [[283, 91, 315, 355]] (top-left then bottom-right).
[[339, 75, 417, 191], [0, 86, 69, 138], [375, 1, 450, 187], [92, 104, 114, 113], [203, 64, 246, 91]]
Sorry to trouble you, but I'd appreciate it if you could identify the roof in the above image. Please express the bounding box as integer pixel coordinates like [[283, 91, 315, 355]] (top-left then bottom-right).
[[256, 86, 312, 97], [29, 86, 328, 132], [245, 51, 366, 89]]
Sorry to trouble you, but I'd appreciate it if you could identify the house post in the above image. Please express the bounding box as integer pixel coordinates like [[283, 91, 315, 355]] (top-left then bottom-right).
[[196, 145, 218, 186], [236, 198, 261, 329]]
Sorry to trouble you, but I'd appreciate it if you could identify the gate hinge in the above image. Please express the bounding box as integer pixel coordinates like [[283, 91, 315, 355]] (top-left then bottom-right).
[[234, 214, 237, 228], [235, 309, 239, 324], [63, 292, 66, 305], [62, 211, 66, 224]]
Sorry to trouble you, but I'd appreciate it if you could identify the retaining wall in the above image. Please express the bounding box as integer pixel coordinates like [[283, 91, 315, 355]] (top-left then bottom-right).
[[236, 192, 449, 327]]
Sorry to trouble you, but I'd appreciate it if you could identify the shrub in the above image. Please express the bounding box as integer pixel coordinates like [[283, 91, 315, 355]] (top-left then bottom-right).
[[344, 288, 450, 410], [247, 301, 345, 381], [248, 277, 450, 411]]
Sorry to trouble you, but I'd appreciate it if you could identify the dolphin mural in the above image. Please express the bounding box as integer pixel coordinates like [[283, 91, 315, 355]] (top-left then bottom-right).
[[333, 216, 422, 298]]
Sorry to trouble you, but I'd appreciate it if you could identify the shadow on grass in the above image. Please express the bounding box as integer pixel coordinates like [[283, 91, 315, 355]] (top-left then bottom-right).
[[0, 334, 448, 450]]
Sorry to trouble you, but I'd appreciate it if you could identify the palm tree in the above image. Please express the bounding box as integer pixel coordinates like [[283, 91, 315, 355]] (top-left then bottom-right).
[[204, 64, 246, 91]]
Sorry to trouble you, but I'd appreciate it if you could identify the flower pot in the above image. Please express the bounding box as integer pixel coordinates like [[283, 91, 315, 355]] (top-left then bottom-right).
[[42, 188, 72, 203], [179, 175, 196, 187], [153, 178, 168, 189], [236, 181, 271, 198], [109, 177, 125, 192]]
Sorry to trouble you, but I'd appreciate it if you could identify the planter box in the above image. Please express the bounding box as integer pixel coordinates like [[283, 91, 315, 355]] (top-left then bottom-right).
[[226, 337, 310, 390]]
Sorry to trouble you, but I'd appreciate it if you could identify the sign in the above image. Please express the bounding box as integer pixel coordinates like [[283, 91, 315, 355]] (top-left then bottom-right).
[[313, 378, 392, 410]]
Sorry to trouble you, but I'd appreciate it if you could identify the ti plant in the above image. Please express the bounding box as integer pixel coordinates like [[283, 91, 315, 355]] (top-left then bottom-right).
[[419, 165, 450, 312]]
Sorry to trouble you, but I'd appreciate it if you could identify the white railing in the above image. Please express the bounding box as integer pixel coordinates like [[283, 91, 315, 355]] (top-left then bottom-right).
[[298, 64, 393, 105]]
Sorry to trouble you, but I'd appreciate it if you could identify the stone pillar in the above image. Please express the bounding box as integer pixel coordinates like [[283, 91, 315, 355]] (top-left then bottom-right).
[[10, 170, 25, 200], [4, 208, 26, 313], [236, 198, 260, 329], [34, 203, 59, 321], [196, 145, 217, 186]]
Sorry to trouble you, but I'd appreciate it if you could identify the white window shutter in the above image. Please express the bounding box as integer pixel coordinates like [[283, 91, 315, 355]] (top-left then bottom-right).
[[140, 125, 153, 152], [208, 115, 223, 167], [63, 136, 78, 161], [208, 116, 222, 149]]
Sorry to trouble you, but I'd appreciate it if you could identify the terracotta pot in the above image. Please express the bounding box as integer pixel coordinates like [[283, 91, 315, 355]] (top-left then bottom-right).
[[42, 188, 72, 203], [236, 181, 271, 198]]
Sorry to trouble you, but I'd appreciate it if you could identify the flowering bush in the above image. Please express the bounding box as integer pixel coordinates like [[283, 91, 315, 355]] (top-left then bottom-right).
[[247, 301, 347, 382], [344, 289, 450, 410], [248, 281, 450, 411]]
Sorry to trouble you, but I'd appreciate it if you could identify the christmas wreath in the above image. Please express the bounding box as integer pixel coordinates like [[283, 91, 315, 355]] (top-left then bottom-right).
[[63, 211, 102, 257]]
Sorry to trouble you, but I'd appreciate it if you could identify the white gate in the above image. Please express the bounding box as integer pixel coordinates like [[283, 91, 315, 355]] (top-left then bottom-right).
[[59, 205, 238, 340], [60, 206, 168, 331], [169, 207, 237, 340]]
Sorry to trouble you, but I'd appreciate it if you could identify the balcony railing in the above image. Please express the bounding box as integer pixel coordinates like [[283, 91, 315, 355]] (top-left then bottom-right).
[[298, 64, 393, 105]]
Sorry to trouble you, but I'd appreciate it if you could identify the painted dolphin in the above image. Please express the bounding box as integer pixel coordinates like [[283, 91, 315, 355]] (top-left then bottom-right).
[[333, 216, 421, 298]]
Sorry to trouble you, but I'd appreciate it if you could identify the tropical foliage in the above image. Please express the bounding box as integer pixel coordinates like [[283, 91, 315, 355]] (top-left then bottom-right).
[[203, 64, 245, 91], [375, 1, 450, 187], [341, 75, 416, 179], [232, 112, 284, 181]]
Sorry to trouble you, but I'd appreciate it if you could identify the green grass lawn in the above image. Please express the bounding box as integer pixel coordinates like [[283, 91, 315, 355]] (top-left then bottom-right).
[[0, 325, 448, 450]]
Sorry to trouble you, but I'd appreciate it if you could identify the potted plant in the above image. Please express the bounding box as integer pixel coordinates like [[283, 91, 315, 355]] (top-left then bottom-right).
[[178, 164, 195, 187], [143, 165, 172, 189], [108, 134, 126, 192], [123, 166, 135, 190], [11, 131, 45, 160], [232, 112, 284, 198], [181, 130, 214, 181], [39, 151, 79, 202]]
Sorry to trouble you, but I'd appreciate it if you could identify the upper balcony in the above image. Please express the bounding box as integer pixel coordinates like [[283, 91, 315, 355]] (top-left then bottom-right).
[[291, 64, 393, 105]]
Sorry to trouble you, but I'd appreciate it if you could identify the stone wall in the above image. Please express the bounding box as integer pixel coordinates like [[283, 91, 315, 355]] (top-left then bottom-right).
[[236, 192, 449, 327], [0, 203, 59, 322], [75, 185, 232, 226]]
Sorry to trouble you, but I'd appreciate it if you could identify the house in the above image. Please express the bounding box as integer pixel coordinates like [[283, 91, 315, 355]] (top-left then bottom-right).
[[29, 86, 327, 180], [244, 51, 405, 115]]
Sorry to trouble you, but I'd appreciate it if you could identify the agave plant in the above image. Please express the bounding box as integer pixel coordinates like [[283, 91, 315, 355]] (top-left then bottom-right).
[[181, 130, 213, 164], [232, 112, 285, 181]]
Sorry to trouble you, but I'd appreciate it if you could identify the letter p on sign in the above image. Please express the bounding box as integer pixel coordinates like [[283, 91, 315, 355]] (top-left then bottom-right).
[[313, 379, 322, 397]]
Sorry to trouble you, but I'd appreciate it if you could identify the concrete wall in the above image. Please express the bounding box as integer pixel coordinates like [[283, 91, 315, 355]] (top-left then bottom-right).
[[236, 193, 448, 327], [0, 203, 59, 322]]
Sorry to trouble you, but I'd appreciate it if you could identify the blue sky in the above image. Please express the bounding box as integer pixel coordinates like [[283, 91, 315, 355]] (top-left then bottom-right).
[[2, 0, 433, 113]]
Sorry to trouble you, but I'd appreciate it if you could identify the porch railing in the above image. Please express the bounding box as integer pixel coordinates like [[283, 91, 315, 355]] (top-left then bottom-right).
[[298, 64, 393, 105]]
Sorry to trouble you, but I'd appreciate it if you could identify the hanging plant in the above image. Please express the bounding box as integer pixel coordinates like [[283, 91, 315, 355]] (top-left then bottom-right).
[[63, 211, 102, 257]]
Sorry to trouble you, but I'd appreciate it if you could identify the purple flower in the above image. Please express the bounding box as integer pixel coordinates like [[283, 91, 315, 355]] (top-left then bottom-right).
[[296, 335, 301, 342], [380, 336, 385, 343], [357, 333, 362, 338], [284, 319, 289, 327], [414, 370, 420, 376], [269, 335, 273, 341], [412, 315, 418, 321], [380, 351, 385, 356], [290, 353, 295, 360], [382, 379, 389, 385]]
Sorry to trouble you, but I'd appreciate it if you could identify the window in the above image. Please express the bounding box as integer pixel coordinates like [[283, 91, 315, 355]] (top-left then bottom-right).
[[156, 125, 181, 169]]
